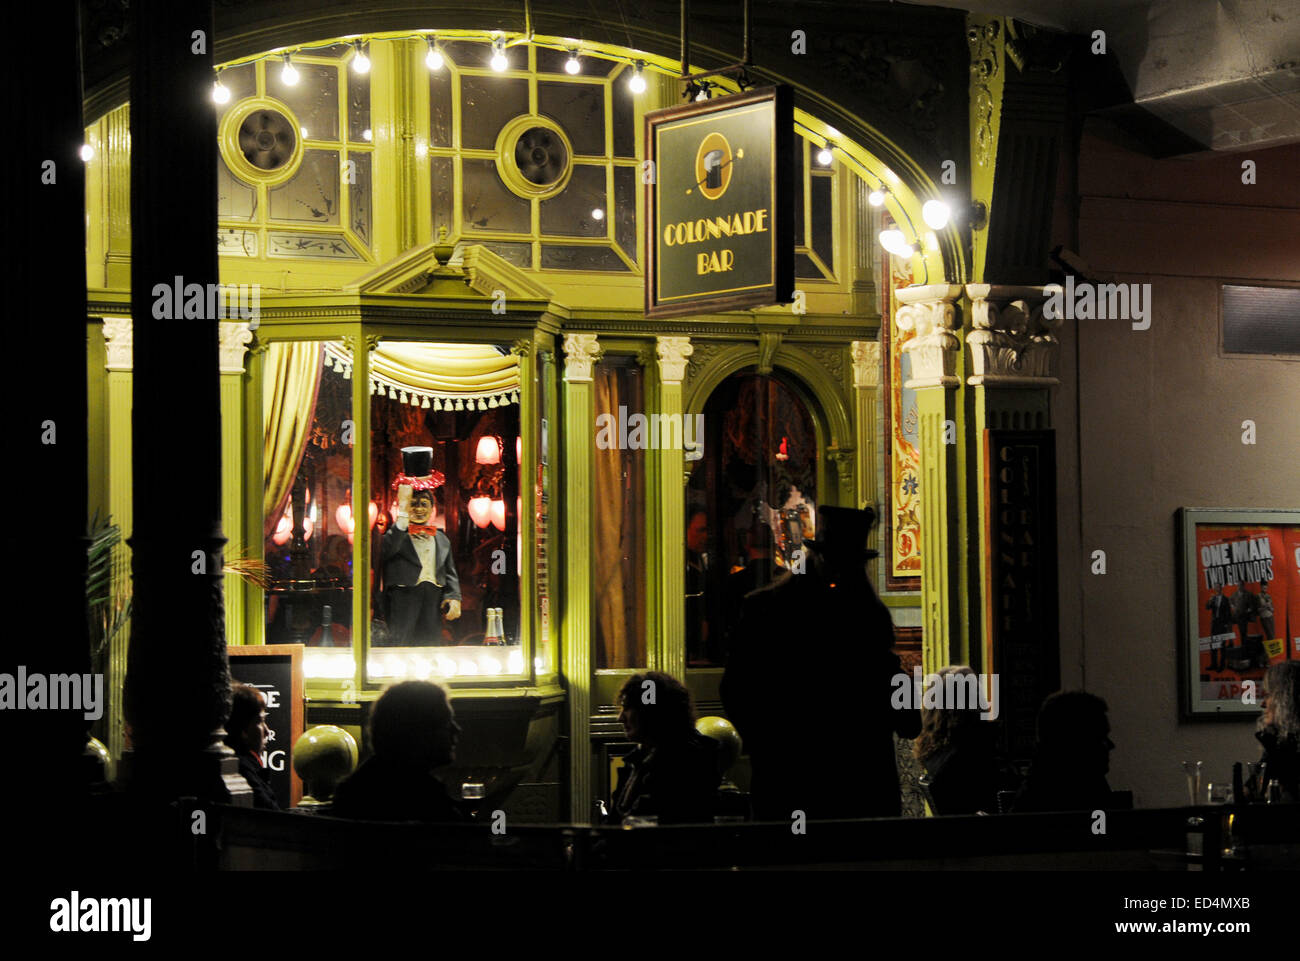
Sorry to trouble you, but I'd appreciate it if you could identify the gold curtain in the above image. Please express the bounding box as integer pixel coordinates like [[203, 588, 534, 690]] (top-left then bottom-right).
[[325, 341, 520, 398], [592, 366, 646, 668], [263, 341, 323, 538]]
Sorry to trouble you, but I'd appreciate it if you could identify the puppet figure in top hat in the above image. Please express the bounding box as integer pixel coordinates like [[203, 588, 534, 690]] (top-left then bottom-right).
[[379, 446, 462, 646]]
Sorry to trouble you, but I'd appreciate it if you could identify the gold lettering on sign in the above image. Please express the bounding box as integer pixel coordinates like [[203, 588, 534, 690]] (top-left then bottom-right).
[[663, 209, 769, 247]]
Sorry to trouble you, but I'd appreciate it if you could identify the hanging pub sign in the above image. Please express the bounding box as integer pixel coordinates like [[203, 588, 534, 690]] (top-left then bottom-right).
[[645, 85, 794, 318]]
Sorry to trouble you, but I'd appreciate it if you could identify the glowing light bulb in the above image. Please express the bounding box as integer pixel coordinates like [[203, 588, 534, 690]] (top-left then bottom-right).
[[565, 51, 581, 75], [352, 42, 370, 74], [362, 128, 373, 142], [280, 53, 299, 86], [425, 41, 445, 71], [591, 208, 604, 221], [879, 229, 915, 257], [922, 200, 951, 230], [300, 126, 309, 139], [816, 147, 832, 165], [868, 187, 887, 207], [79, 144, 94, 162], [490, 39, 508, 72], [628, 63, 647, 94], [212, 80, 231, 105]]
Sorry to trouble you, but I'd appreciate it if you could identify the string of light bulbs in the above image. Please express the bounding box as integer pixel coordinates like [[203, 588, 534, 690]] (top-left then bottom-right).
[[207, 31, 669, 105]]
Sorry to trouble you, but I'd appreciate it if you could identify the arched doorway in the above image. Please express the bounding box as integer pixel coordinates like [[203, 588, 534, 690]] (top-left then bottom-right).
[[685, 369, 821, 668]]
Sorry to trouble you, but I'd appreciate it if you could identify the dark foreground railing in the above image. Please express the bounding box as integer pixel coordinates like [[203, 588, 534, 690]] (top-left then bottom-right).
[[149, 800, 1299, 871]]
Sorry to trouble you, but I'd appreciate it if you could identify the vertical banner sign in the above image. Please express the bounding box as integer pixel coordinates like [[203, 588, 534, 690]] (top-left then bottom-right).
[[228, 644, 304, 808], [983, 431, 1059, 762], [645, 86, 793, 318]]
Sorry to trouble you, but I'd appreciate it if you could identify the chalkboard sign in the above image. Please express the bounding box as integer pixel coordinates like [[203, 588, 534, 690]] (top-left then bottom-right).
[[229, 644, 304, 808]]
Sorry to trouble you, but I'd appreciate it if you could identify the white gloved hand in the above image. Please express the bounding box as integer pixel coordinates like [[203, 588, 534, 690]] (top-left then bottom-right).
[[442, 598, 462, 621]]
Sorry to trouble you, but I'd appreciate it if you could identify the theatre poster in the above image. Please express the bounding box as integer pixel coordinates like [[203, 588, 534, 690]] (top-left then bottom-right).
[[1178, 508, 1300, 718]]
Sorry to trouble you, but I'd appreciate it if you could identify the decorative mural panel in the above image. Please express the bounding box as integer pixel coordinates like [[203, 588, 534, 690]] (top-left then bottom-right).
[[883, 225, 921, 589]]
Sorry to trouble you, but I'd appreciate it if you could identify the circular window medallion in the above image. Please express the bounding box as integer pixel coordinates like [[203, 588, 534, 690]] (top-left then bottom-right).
[[239, 108, 297, 170], [495, 115, 575, 200], [219, 97, 305, 186]]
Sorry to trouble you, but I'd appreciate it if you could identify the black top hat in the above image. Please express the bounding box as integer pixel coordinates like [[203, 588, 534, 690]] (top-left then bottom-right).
[[803, 506, 880, 561], [392, 446, 445, 492]]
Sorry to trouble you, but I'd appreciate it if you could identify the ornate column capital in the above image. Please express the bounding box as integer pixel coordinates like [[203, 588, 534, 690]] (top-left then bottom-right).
[[964, 284, 1062, 386], [562, 333, 602, 383], [656, 336, 693, 385], [850, 340, 881, 389], [895, 284, 964, 389], [102, 316, 133, 371], [828, 447, 857, 505], [218, 321, 254, 374]]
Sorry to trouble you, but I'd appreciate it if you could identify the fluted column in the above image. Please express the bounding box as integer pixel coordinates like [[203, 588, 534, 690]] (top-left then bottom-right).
[[220, 322, 254, 645], [655, 337, 692, 678], [103, 319, 134, 767], [562, 333, 601, 822], [850, 340, 882, 577], [896, 285, 965, 674]]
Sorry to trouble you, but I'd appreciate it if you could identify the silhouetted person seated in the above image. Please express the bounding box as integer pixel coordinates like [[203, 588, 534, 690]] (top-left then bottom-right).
[[913, 666, 1002, 815], [609, 671, 721, 824], [1251, 661, 1300, 803], [722, 506, 920, 820], [1012, 690, 1114, 813], [226, 682, 280, 810], [331, 681, 467, 822]]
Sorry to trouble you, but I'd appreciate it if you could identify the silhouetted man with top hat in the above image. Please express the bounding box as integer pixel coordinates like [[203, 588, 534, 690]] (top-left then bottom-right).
[[721, 505, 919, 820], [380, 446, 462, 646]]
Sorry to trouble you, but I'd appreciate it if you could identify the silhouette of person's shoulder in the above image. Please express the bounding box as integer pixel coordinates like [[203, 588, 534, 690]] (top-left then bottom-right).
[[332, 755, 466, 822]]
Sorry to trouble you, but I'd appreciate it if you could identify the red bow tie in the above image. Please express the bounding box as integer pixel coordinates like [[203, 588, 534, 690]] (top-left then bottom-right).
[[408, 523, 438, 538]]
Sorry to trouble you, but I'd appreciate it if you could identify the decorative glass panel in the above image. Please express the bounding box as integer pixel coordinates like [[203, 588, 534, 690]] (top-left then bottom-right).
[[263, 342, 355, 656], [349, 151, 371, 246], [540, 245, 627, 270], [270, 149, 340, 224], [431, 156, 454, 235], [480, 242, 533, 268], [462, 159, 530, 233], [810, 173, 834, 274], [613, 68, 635, 158], [793, 142, 805, 247], [347, 69, 370, 143], [218, 159, 256, 218], [218, 228, 259, 256], [270, 62, 339, 142], [593, 358, 646, 669], [367, 342, 523, 679], [795, 252, 825, 279], [540, 164, 607, 237], [614, 165, 637, 263], [429, 69, 452, 148], [267, 232, 362, 259], [461, 76, 528, 150], [538, 81, 604, 156]]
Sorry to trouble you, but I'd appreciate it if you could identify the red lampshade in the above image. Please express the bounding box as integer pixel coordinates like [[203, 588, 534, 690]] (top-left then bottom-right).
[[272, 510, 292, 546], [490, 498, 506, 532], [516, 436, 521, 462], [476, 435, 501, 465], [467, 496, 493, 528], [368, 501, 378, 529], [335, 503, 354, 534]]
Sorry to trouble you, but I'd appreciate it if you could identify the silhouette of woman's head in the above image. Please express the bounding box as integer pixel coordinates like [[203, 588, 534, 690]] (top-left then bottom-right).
[[1261, 661, 1300, 741], [617, 671, 696, 745], [913, 666, 984, 762]]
